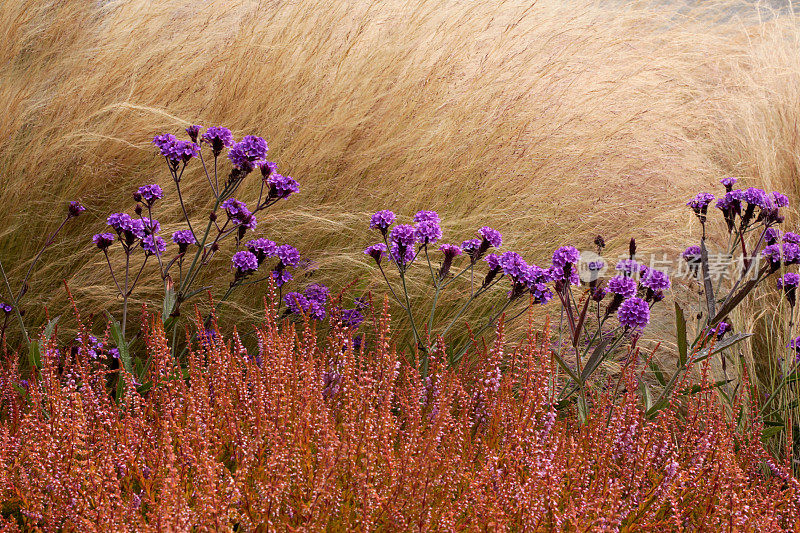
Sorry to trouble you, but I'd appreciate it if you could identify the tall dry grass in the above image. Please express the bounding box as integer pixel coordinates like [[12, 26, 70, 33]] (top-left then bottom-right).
[[1, 1, 800, 361]]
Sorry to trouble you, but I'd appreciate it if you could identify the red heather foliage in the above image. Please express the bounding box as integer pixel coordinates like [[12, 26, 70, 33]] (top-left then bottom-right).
[[0, 301, 796, 531]]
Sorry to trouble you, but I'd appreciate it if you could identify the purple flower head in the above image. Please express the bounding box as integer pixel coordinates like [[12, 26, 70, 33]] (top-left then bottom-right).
[[415, 220, 442, 245], [154, 134, 199, 164], [715, 189, 743, 232], [370, 210, 396, 233], [742, 187, 770, 209], [276, 244, 301, 268], [142, 235, 166, 256], [640, 268, 671, 291], [93, 233, 115, 250], [764, 243, 800, 268], [228, 135, 268, 171], [136, 184, 163, 206], [0, 302, 13, 313], [772, 192, 790, 208], [185, 125, 202, 142], [682, 245, 702, 262], [615, 259, 641, 277], [778, 273, 800, 290], [687, 192, 715, 213], [268, 174, 299, 199], [765, 228, 780, 245], [232, 250, 259, 274], [284, 292, 310, 315], [271, 269, 293, 287], [618, 297, 650, 329], [414, 211, 440, 224], [498, 252, 528, 280], [258, 161, 278, 179], [172, 230, 196, 253], [521, 264, 553, 304], [68, 201, 85, 218], [304, 284, 330, 305], [201, 127, 234, 155], [485, 253, 501, 271], [390, 224, 416, 247], [551, 246, 580, 268], [713, 322, 732, 338], [221, 198, 256, 230], [339, 308, 364, 329], [390, 242, 416, 267], [461, 238, 482, 260], [788, 336, 800, 353], [107, 213, 145, 241], [364, 243, 388, 265], [479, 227, 503, 249], [547, 264, 580, 285], [783, 232, 800, 244], [607, 275, 637, 298], [141, 217, 160, 234], [439, 244, 462, 260], [245, 238, 277, 263], [152, 133, 176, 152], [720, 177, 737, 190]]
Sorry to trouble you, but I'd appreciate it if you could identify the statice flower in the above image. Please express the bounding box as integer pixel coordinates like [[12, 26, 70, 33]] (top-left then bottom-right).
[[339, 308, 364, 329], [232, 250, 259, 275], [551, 246, 580, 268], [783, 232, 800, 244], [0, 302, 13, 313], [640, 268, 670, 291], [93, 233, 116, 250], [171, 230, 196, 253], [245, 238, 277, 263], [141, 217, 160, 234], [547, 264, 579, 286], [617, 297, 650, 329], [687, 192, 715, 220], [482, 253, 502, 286], [153, 134, 199, 165], [390, 224, 416, 247], [228, 135, 268, 171], [221, 198, 256, 230], [438, 244, 462, 279], [185, 125, 202, 142], [364, 243, 388, 265], [258, 161, 278, 179], [142, 235, 166, 256], [305, 284, 329, 305], [276, 244, 301, 268], [788, 336, 800, 357], [284, 292, 309, 315], [521, 264, 553, 304], [715, 189, 743, 231], [615, 259, 641, 277], [778, 272, 800, 290], [461, 238, 482, 262], [415, 219, 442, 245], [720, 177, 737, 191], [107, 213, 145, 241], [67, 201, 85, 218], [772, 191, 790, 208], [607, 275, 637, 298], [498, 252, 528, 280], [267, 174, 299, 199], [742, 187, 770, 209], [765, 227, 780, 245], [370, 210, 396, 235], [414, 210, 441, 224], [479, 226, 502, 249], [271, 269, 293, 287], [201, 126, 234, 155], [136, 184, 163, 206], [763, 243, 800, 269], [390, 242, 416, 267]]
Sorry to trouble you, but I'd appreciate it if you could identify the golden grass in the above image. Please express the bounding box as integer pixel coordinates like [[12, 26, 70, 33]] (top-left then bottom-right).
[[1, 0, 800, 366]]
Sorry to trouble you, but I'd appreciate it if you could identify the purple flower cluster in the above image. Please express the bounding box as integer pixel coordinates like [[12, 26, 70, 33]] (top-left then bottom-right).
[[364, 243, 388, 265], [107, 213, 145, 242], [152, 134, 199, 165], [551, 246, 580, 268], [93, 233, 116, 250], [221, 198, 257, 230], [617, 297, 650, 329], [607, 275, 637, 298], [687, 192, 715, 213], [777, 273, 800, 290], [271, 244, 301, 286], [0, 302, 13, 314], [338, 308, 365, 329], [615, 259, 641, 276], [390, 224, 417, 267], [762, 242, 800, 269], [245, 238, 277, 264], [479, 226, 502, 249], [720, 177, 737, 190], [267, 174, 300, 199], [284, 283, 329, 320], [640, 267, 671, 291], [136, 184, 163, 206], [68, 201, 85, 218], [75, 332, 119, 360], [201, 126, 234, 155], [232, 250, 259, 275], [370, 210, 396, 233], [142, 235, 166, 256], [228, 135, 268, 171], [172, 230, 196, 253]]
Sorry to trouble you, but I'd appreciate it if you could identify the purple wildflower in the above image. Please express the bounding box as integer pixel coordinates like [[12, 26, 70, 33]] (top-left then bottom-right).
[[551, 246, 580, 268], [258, 161, 278, 179], [772, 192, 790, 208], [765, 228, 780, 245], [232, 250, 259, 275], [615, 259, 641, 277], [185, 125, 202, 142], [67, 201, 85, 218], [390, 224, 416, 247], [304, 284, 330, 305], [136, 184, 163, 206], [0, 302, 13, 313], [390, 242, 416, 267], [415, 220, 442, 245], [788, 336, 800, 354], [93, 233, 116, 250], [201, 127, 234, 155], [461, 238, 482, 262], [364, 243, 388, 265], [438, 244, 462, 279], [479, 227, 502, 249], [228, 135, 268, 171], [221, 198, 256, 230], [284, 292, 309, 315], [783, 232, 800, 244], [153, 134, 198, 165], [713, 322, 731, 338], [521, 264, 553, 304], [107, 213, 145, 240], [339, 308, 364, 329], [414, 211, 440, 224], [370, 210, 396, 234], [142, 235, 166, 256], [172, 230, 196, 253], [640, 268, 670, 291], [607, 276, 637, 298], [742, 187, 770, 209], [720, 177, 737, 190], [276, 244, 301, 268], [245, 238, 277, 263], [778, 273, 800, 290], [617, 297, 650, 329], [267, 174, 299, 199], [141, 217, 160, 234], [271, 269, 293, 287]]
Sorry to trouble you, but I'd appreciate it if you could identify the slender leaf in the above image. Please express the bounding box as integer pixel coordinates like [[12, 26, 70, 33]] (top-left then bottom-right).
[[639, 379, 653, 411], [762, 426, 784, 440], [550, 349, 580, 384], [580, 336, 612, 382], [710, 278, 760, 327], [648, 359, 667, 387], [700, 238, 716, 317], [691, 333, 751, 363], [675, 302, 687, 367]]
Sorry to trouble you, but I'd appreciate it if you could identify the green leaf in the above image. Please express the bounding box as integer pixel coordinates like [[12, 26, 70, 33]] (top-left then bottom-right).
[[580, 336, 612, 382], [27, 342, 41, 371], [675, 303, 687, 367], [762, 426, 784, 440], [648, 359, 667, 387], [106, 312, 131, 401], [550, 349, 580, 384], [691, 333, 752, 363], [639, 379, 653, 411], [43, 316, 60, 341], [677, 379, 732, 396], [162, 277, 177, 324]]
